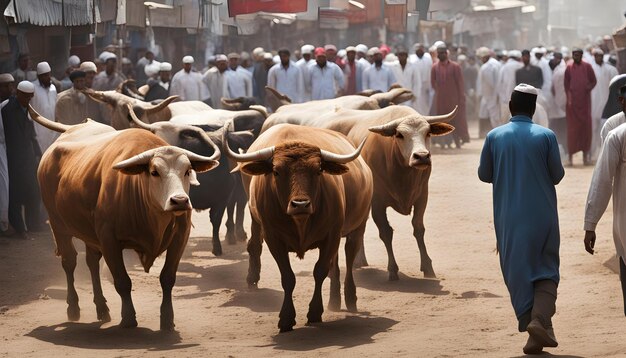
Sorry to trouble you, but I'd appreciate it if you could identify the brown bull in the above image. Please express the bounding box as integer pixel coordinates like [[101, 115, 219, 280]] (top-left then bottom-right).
[[225, 124, 372, 332], [30, 106, 220, 330]]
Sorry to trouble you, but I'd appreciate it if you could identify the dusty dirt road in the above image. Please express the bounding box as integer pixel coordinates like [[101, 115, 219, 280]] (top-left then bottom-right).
[[1, 123, 625, 357]]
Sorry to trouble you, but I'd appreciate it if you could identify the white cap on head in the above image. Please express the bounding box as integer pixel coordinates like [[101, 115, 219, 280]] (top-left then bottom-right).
[[79, 61, 97, 73], [513, 83, 538, 96], [356, 44, 368, 53], [215, 54, 228, 62], [508, 50, 522, 59], [98, 51, 117, 62], [36, 62, 51, 75], [182, 55, 194, 64], [68, 55, 80, 67], [337, 49, 347, 58], [17, 81, 35, 94], [301, 44, 314, 55], [273, 55, 280, 64], [159, 62, 172, 71], [433, 41, 445, 49], [457, 54, 467, 62], [252, 47, 265, 57], [263, 52, 273, 60], [144, 62, 160, 77], [0, 73, 15, 83], [122, 57, 132, 65], [537, 47, 547, 54], [592, 48, 604, 55], [476, 47, 490, 57], [367, 47, 381, 55]]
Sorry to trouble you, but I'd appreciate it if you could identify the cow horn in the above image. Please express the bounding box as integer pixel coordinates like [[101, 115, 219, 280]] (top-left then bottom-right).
[[368, 118, 404, 136], [424, 106, 458, 124], [82, 88, 116, 105], [28, 105, 73, 133], [222, 122, 274, 162], [144, 96, 178, 114], [180, 144, 221, 163], [265, 86, 292, 102], [320, 137, 367, 164], [126, 103, 154, 130], [113, 148, 158, 169], [191, 128, 222, 162]]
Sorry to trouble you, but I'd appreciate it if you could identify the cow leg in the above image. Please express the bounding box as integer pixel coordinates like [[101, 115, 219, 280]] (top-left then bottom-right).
[[55, 231, 80, 321], [85, 245, 110, 322], [246, 218, 263, 289], [353, 242, 369, 268], [344, 223, 366, 312], [372, 201, 399, 281], [327, 255, 341, 312], [267, 239, 296, 332], [225, 199, 236, 245], [307, 234, 340, 325], [159, 224, 188, 331], [100, 239, 137, 328], [234, 178, 249, 242], [413, 201, 435, 278], [210, 206, 226, 256]]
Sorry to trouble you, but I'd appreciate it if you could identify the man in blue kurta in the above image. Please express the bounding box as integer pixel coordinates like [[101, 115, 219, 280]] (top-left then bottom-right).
[[478, 83, 565, 355]]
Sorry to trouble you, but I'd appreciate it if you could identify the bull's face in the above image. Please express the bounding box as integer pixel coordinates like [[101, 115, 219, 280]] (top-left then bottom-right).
[[241, 143, 349, 218], [113, 146, 220, 214], [369, 116, 454, 169]]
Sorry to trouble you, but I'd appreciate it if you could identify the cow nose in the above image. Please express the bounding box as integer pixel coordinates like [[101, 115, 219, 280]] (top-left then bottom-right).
[[412, 152, 431, 161], [410, 152, 431, 167], [287, 198, 313, 215], [170, 195, 189, 206], [290, 199, 310, 209]]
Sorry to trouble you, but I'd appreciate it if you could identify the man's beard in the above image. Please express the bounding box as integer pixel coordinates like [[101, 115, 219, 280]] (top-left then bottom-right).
[[42, 81, 51, 88], [375, 60, 383, 67]]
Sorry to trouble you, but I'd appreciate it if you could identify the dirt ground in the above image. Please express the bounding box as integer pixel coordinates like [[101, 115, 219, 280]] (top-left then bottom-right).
[[1, 122, 625, 358]]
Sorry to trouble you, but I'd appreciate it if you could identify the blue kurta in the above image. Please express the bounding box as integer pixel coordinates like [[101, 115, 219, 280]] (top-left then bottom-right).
[[478, 115, 564, 331]]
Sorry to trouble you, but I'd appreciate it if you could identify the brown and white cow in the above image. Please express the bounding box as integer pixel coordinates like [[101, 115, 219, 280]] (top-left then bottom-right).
[[261, 105, 456, 280], [225, 124, 372, 332], [30, 106, 220, 330]]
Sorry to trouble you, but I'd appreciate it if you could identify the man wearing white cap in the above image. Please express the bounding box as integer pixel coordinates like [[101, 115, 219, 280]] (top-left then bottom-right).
[[30, 62, 59, 153], [355, 44, 370, 67], [1, 81, 45, 238], [362, 47, 396, 93], [0, 73, 15, 101], [497, 50, 524, 121], [170, 55, 206, 102], [92, 52, 125, 91], [225, 52, 253, 99], [296, 45, 315, 101], [59, 55, 82, 92], [267, 48, 303, 103], [479, 83, 564, 355], [476, 47, 502, 130], [409, 43, 433, 115], [0, 73, 14, 235], [590, 48, 618, 160], [145, 62, 172, 102], [202, 55, 228, 108]]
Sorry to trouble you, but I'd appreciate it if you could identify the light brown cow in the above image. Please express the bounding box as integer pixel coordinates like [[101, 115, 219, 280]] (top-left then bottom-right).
[[262, 105, 456, 280], [84, 89, 212, 129], [30, 106, 220, 330], [225, 124, 373, 332]]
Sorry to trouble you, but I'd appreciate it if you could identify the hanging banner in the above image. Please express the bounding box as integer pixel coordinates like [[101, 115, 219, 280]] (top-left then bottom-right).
[[228, 0, 307, 17]]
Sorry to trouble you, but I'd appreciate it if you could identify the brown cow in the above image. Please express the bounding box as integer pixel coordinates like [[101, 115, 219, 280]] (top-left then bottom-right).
[[30, 106, 220, 330], [225, 124, 372, 332]]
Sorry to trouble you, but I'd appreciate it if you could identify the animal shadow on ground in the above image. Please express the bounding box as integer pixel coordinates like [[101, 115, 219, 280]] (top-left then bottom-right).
[[221, 288, 283, 312], [270, 315, 398, 351], [510, 354, 585, 358], [353, 268, 450, 295], [25, 322, 199, 351]]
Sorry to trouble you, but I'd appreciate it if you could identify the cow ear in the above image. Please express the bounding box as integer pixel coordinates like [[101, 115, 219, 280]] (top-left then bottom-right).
[[321, 162, 349, 175], [189, 170, 200, 186], [241, 161, 273, 176], [429, 123, 455, 137], [191, 160, 219, 173], [114, 164, 148, 175]]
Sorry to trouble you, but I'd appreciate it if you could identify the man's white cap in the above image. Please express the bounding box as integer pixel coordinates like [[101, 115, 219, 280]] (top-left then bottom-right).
[[122, 57, 132, 65], [433, 40, 445, 49], [457, 54, 467, 62], [79, 61, 97, 72], [36, 62, 51, 75], [301, 44, 314, 55], [182, 55, 194, 64], [98, 51, 117, 62], [513, 83, 538, 96], [337, 49, 347, 58], [272, 55, 280, 64], [592, 48, 604, 55], [215, 54, 228, 62], [476, 47, 490, 57], [508, 50, 522, 59], [345, 46, 357, 53], [263, 52, 273, 60], [159, 62, 172, 71], [367, 47, 381, 56], [68, 55, 80, 67], [252, 47, 264, 57], [17, 81, 35, 93], [356, 44, 368, 53], [0, 73, 15, 83], [536, 47, 547, 54], [144, 62, 160, 77]]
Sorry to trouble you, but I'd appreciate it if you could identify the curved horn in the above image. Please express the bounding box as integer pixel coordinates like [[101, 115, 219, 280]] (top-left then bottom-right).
[[320, 137, 367, 164], [368, 118, 405, 136], [116, 79, 135, 93], [82, 88, 116, 105], [28, 105, 73, 133], [248, 105, 268, 119], [180, 143, 221, 163], [222, 122, 274, 162], [423, 106, 458, 124], [190, 127, 221, 162], [264, 86, 292, 102], [144, 95, 178, 114], [113, 148, 158, 170], [126, 103, 154, 130]]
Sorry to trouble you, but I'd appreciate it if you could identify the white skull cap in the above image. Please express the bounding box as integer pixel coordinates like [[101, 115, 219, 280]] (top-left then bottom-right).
[[17, 80, 35, 93], [514, 83, 538, 96]]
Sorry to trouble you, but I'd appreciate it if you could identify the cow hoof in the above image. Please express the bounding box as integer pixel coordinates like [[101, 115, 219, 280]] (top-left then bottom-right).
[[279, 326, 294, 333], [306, 312, 323, 324], [97, 308, 111, 323], [247, 282, 258, 290], [327, 300, 341, 312], [119, 316, 138, 328], [160, 321, 176, 332], [423, 270, 436, 279], [388, 271, 399, 281], [67, 305, 80, 321], [212, 245, 223, 256], [226, 231, 236, 245], [346, 302, 358, 313], [236, 230, 248, 242], [422, 265, 436, 278], [278, 319, 295, 333]]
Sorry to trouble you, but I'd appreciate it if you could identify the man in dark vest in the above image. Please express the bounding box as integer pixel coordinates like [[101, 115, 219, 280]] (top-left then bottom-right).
[[2, 81, 44, 239], [145, 62, 172, 102]]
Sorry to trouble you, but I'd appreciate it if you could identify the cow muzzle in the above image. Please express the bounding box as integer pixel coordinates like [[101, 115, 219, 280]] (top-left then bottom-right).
[[409, 152, 431, 168], [287, 198, 313, 216], [166, 194, 192, 213]]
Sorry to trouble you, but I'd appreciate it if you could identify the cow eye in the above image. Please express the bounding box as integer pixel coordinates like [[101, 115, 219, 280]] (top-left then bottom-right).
[[395, 132, 404, 139], [150, 170, 159, 177], [185, 169, 191, 176], [273, 170, 279, 177]]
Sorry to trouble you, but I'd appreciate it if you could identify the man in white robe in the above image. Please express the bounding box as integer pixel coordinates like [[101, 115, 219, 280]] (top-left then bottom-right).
[[203, 54, 228, 109], [267, 48, 303, 103], [296, 45, 315, 101], [30, 62, 58, 153], [497, 50, 524, 121], [476, 47, 501, 129], [590, 48, 619, 159], [600, 85, 626, 141], [170, 56, 206, 101], [583, 87, 626, 315], [225, 53, 253, 99], [307, 47, 344, 100], [389, 47, 420, 109], [409, 43, 433, 115], [362, 47, 396, 93]]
